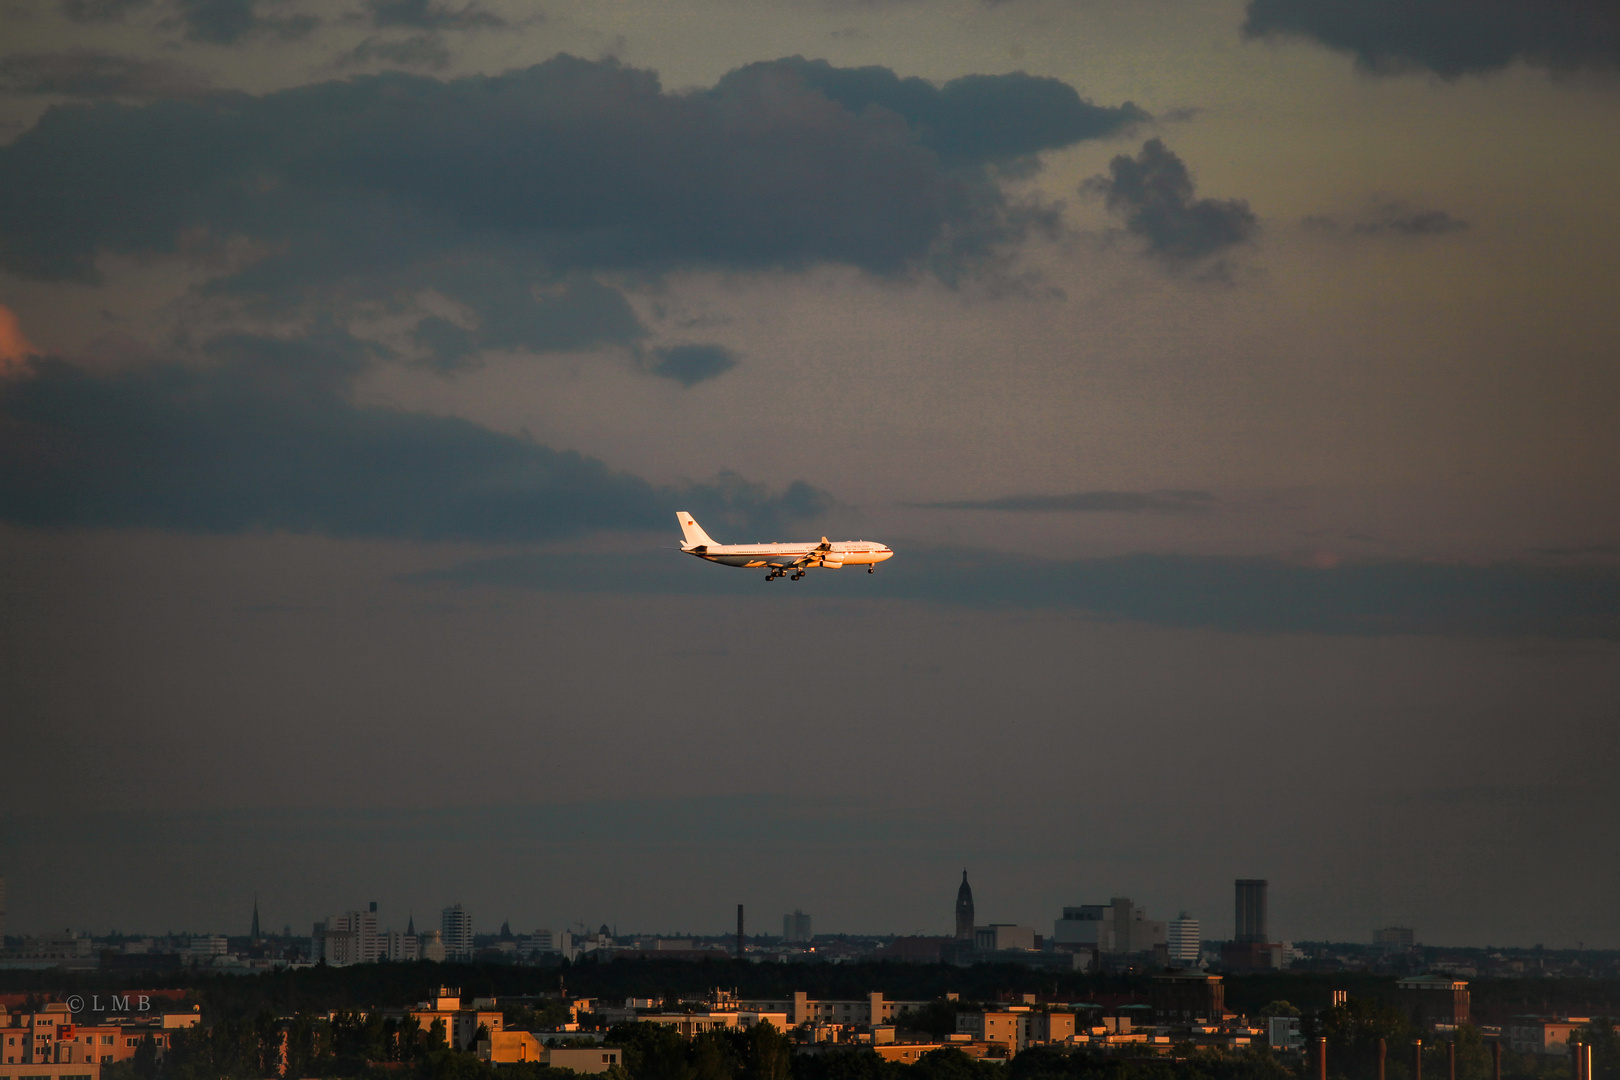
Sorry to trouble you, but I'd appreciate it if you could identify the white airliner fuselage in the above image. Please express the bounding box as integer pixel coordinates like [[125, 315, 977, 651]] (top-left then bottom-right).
[[677, 512, 893, 580]]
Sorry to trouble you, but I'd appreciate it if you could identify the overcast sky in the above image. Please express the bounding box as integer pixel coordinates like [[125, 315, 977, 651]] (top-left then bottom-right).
[[1, 0, 1617, 949]]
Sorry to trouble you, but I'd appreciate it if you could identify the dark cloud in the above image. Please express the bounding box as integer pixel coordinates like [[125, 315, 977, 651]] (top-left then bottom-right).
[[0, 55, 1140, 364], [1305, 200, 1469, 238], [418, 545, 1620, 639], [59, 0, 147, 22], [0, 336, 830, 541], [713, 56, 1145, 166], [58, 0, 317, 43], [649, 344, 739, 387], [365, 0, 504, 30], [1084, 138, 1258, 266], [0, 55, 1133, 308], [343, 34, 453, 71], [0, 49, 218, 100], [913, 489, 1213, 513], [1242, 0, 1620, 78], [1353, 202, 1468, 236]]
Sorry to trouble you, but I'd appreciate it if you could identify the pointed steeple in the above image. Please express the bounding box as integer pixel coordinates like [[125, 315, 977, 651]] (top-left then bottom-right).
[[955, 870, 975, 940], [251, 895, 261, 942], [406, 914, 416, 936]]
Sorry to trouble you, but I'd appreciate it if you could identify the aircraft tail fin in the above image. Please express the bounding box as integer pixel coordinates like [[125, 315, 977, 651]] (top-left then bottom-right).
[[676, 512, 718, 549]]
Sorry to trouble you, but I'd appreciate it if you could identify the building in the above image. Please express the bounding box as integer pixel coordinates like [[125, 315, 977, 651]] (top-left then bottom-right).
[[313, 907, 378, 966], [1, 1001, 191, 1077], [441, 905, 473, 960], [1375, 927, 1416, 952], [973, 925, 1036, 952], [1222, 880, 1284, 971], [1397, 975, 1470, 1031], [407, 987, 502, 1051], [1507, 1017, 1591, 1057], [1234, 880, 1268, 943], [1168, 913, 1201, 965], [738, 992, 928, 1027], [1267, 1016, 1303, 1052], [478, 1032, 622, 1073], [955, 1010, 1077, 1054], [783, 911, 813, 943], [1052, 906, 1112, 951], [955, 872, 974, 940], [1151, 971, 1225, 1023], [1053, 898, 1166, 956]]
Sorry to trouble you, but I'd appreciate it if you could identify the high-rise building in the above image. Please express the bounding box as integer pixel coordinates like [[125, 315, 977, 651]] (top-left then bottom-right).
[[1375, 926, 1416, 951], [314, 908, 379, 965], [1168, 912, 1201, 964], [442, 904, 473, 958], [1234, 879, 1268, 943], [955, 871, 975, 940], [783, 910, 813, 943]]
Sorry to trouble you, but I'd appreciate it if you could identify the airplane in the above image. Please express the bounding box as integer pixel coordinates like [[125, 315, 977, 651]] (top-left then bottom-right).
[[677, 512, 893, 581]]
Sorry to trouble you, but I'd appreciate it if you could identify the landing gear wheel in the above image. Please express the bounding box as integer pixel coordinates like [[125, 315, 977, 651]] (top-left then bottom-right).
[[868, 567, 875, 573]]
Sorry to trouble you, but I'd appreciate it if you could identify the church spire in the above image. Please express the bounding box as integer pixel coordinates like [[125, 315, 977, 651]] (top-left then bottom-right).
[[955, 870, 975, 940], [251, 895, 261, 942]]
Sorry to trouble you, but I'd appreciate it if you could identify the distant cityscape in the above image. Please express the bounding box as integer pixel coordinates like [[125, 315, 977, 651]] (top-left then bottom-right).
[[3, 874, 1616, 979], [2, 871, 1616, 1080]]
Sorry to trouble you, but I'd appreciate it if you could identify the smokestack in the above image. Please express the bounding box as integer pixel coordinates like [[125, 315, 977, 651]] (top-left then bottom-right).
[[1315, 1037, 1327, 1080], [737, 904, 745, 959], [1491, 1040, 1501, 1080], [1378, 1039, 1387, 1080], [1448, 1041, 1456, 1080], [1414, 1040, 1423, 1080]]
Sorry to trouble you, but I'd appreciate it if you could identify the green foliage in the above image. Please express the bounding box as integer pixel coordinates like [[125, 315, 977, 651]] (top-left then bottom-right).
[[1257, 1003, 1301, 1019], [894, 1002, 961, 1039], [1310, 997, 1415, 1080], [506, 1001, 578, 1030], [1576, 1019, 1620, 1080]]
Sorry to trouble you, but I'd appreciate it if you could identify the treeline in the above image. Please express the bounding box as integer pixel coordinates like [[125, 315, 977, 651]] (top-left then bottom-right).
[[95, 1014, 1620, 1080], [0, 960, 1154, 1019], [1303, 1001, 1619, 1080], [7, 961, 1620, 1026]]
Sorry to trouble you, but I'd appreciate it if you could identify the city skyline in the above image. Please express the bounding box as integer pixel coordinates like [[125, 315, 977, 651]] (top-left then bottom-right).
[[2, 0, 1617, 950]]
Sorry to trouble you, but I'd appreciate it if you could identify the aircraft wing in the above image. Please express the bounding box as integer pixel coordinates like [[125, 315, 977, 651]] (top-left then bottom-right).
[[796, 538, 836, 567]]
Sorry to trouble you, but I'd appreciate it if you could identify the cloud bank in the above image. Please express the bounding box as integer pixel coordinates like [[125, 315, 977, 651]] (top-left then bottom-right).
[[0, 54, 1142, 369], [0, 336, 830, 541], [1243, 0, 1620, 78]]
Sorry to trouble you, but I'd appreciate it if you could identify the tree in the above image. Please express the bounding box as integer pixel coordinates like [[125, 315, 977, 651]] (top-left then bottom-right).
[[1577, 1019, 1620, 1080], [132, 1035, 160, 1080], [1314, 998, 1416, 1080], [740, 1022, 791, 1080]]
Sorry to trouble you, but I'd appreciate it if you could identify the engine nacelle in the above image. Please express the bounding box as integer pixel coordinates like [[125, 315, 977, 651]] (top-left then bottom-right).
[[818, 555, 844, 568]]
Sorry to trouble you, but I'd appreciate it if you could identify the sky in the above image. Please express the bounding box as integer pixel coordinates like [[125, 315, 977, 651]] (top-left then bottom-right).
[[1, 0, 1618, 950]]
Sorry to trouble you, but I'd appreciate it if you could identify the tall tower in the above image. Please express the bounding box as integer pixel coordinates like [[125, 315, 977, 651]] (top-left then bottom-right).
[[250, 895, 261, 943], [955, 870, 975, 940], [1235, 879, 1268, 943], [442, 903, 473, 958]]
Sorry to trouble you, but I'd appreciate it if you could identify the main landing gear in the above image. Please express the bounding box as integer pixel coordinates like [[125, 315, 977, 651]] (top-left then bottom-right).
[[766, 569, 804, 581]]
